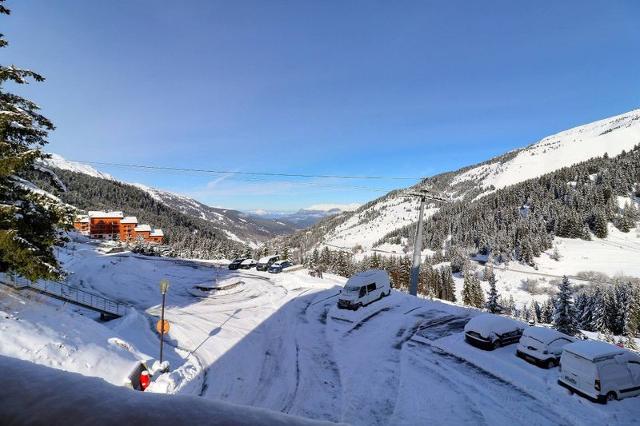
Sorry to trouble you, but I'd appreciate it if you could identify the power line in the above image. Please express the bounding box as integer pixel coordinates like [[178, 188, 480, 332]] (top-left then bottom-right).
[[70, 159, 422, 181]]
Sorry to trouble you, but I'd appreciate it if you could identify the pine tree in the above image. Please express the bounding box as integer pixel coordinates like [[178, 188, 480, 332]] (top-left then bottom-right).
[[471, 275, 486, 308], [621, 283, 638, 350], [462, 271, 474, 306], [310, 248, 320, 268], [553, 276, 579, 336], [592, 286, 609, 333], [590, 210, 608, 239], [440, 266, 456, 302], [540, 298, 554, 324], [282, 246, 289, 260], [369, 252, 381, 269], [0, 2, 68, 281], [486, 273, 500, 313]]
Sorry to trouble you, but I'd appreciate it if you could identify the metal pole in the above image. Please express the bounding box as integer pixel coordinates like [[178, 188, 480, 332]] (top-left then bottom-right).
[[159, 292, 166, 363], [409, 196, 426, 296]]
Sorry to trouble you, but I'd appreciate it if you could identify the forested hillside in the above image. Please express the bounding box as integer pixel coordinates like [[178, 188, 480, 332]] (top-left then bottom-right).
[[380, 145, 640, 264], [27, 168, 248, 259]]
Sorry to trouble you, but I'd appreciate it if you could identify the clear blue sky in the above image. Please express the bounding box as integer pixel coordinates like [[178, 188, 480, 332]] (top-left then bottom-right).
[[4, 1, 640, 211]]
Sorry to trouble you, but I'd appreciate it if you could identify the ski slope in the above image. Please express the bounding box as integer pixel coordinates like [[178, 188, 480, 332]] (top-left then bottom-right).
[[452, 109, 640, 193], [2, 235, 639, 425]]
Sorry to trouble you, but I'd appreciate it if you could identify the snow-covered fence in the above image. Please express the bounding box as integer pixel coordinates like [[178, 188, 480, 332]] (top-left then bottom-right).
[[5, 275, 127, 318]]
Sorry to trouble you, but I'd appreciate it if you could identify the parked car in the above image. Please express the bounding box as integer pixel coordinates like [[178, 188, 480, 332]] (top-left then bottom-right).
[[558, 340, 640, 403], [516, 326, 575, 368], [464, 313, 525, 350], [256, 255, 280, 271], [240, 258, 257, 269], [268, 260, 292, 273], [228, 258, 247, 270], [337, 269, 391, 310]]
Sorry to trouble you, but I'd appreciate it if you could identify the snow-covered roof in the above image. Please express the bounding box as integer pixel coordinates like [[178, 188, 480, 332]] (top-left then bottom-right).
[[134, 224, 152, 232], [88, 211, 124, 219], [258, 255, 279, 263], [121, 216, 138, 224], [464, 314, 524, 337], [345, 269, 389, 287], [74, 216, 89, 223], [563, 340, 625, 361], [150, 229, 164, 237], [522, 326, 572, 344], [241, 259, 256, 265]]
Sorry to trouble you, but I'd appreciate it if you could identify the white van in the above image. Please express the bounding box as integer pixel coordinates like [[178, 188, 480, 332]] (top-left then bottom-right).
[[337, 269, 391, 310], [558, 340, 640, 403], [516, 326, 575, 368], [256, 255, 280, 271]]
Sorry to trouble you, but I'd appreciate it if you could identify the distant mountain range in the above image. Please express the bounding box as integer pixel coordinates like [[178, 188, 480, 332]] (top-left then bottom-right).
[[249, 204, 360, 229]]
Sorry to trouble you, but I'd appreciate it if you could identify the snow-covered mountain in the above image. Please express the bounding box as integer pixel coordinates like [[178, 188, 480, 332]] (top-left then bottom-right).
[[41, 153, 115, 180], [289, 108, 640, 252], [249, 203, 361, 229], [132, 183, 298, 245], [38, 155, 298, 247], [451, 109, 640, 195]]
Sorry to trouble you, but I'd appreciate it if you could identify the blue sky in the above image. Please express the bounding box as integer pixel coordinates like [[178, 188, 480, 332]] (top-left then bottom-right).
[[4, 1, 640, 211]]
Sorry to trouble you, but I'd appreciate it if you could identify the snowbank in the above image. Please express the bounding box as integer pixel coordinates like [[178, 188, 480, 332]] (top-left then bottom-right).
[[0, 355, 338, 426]]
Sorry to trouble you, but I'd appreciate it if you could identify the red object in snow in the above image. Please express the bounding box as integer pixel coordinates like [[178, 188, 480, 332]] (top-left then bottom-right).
[[139, 371, 150, 391]]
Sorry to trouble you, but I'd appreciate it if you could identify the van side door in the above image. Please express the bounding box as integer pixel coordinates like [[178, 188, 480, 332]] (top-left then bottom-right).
[[358, 286, 367, 302], [366, 283, 377, 304], [626, 361, 640, 396]]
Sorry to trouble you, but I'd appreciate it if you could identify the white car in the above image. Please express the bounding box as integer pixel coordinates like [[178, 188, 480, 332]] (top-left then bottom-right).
[[464, 314, 524, 350], [516, 326, 575, 368], [337, 269, 391, 310], [558, 340, 640, 403], [256, 255, 280, 271], [239, 258, 257, 269]]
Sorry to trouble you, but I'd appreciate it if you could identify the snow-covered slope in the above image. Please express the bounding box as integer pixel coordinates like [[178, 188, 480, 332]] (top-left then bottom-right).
[[452, 109, 640, 194], [300, 108, 640, 252], [41, 153, 114, 180]]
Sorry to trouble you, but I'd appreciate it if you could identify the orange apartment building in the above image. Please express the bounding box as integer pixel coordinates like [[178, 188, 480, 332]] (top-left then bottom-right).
[[73, 211, 164, 244]]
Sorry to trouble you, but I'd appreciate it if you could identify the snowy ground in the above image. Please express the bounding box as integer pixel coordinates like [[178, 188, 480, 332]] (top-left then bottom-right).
[[2, 235, 640, 425]]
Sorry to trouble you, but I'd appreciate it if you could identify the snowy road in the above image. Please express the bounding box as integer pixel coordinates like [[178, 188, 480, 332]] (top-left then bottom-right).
[[29, 242, 640, 425]]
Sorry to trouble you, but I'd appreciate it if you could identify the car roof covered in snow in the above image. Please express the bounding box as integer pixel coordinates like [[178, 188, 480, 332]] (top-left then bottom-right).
[[240, 258, 255, 264], [464, 313, 523, 336], [345, 269, 389, 287], [272, 260, 289, 266], [563, 340, 627, 361], [522, 326, 573, 344], [258, 255, 279, 263]]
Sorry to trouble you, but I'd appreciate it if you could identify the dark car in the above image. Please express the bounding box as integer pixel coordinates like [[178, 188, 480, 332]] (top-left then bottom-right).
[[463, 313, 524, 350], [228, 258, 247, 270], [256, 255, 280, 271], [268, 260, 292, 274]]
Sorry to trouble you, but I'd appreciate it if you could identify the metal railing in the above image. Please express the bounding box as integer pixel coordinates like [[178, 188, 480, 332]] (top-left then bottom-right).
[[7, 275, 127, 317]]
